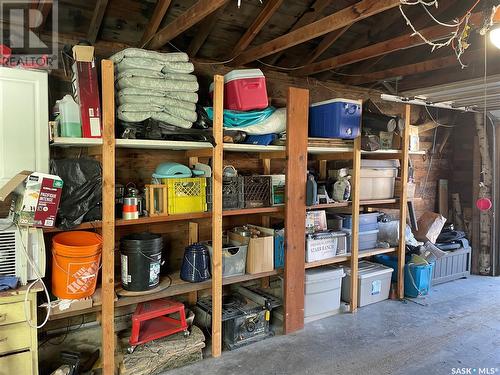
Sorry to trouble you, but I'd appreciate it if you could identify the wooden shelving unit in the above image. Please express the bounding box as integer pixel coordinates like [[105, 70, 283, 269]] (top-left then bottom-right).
[[46, 63, 412, 372]]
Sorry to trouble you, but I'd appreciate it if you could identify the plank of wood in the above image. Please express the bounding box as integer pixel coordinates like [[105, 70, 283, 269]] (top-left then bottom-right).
[[304, 24, 352, 65], [211, 75, 224, 357], [100, 59, 115, 375], [267, 0, 331, 64], [439, 179, 449, 218], [284, 87, 309, 334], [231, 0, 284, 57], [294, 12, 484, 76], [349, 136, 361, 312], [232, 0, 401, 66], [31, 0, 53, 29], [139, 0, 173, 47], [344, 54, 469, 85], [148, 0, 230, 49], [186, 4, 226, 57], [87, 0, 109, 44], [397, 105, 411, 299], [188, 222, 199, 305]]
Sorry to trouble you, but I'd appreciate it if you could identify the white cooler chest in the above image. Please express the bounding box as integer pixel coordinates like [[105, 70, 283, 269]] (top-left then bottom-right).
[[342, 261, 393, 307], [305, 266, 345, 323]]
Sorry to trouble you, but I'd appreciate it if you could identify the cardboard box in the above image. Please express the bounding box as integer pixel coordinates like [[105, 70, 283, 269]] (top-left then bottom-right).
[[229, 229, 274, 274], [415, 212, 447, 243], [0, 171, 63, 228], [72, 46, 102, 138]]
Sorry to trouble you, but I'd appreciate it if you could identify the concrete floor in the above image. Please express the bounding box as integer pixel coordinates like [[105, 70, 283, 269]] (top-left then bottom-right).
[[166, 276, 500, 375]]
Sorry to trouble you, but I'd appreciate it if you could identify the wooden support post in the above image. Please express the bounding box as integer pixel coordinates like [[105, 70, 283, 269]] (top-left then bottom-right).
[[211, 75, 224, 357], [397, 105, 411, 299], [349, 136, 361, 312], [262, 158, 272, 228], [284, 87, 309, 334], [101, 60, 115, 375], [472, 135, 480, 274]]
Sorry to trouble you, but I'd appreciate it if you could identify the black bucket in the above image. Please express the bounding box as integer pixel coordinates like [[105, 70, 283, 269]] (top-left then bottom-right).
[[120, 232, 163, 291]]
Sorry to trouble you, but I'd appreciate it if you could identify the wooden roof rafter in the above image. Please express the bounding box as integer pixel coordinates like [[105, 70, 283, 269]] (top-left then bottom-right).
[[229, 0, 284, 58], [139, 0, 173, 47], [231, 0, 402, 66], [87, 0, 109, 44], [293, 12, 484, 76], [147, 0, 231, 50]]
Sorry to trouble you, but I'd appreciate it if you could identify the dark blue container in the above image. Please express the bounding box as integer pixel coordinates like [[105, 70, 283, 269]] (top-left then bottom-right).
[[180, 243, 211, 283], [309, 99, 362, 139], [374, 254, 434, 298]]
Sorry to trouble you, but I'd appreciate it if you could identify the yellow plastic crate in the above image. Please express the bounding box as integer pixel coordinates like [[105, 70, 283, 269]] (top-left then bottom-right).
[[165, 177, 207, 214]]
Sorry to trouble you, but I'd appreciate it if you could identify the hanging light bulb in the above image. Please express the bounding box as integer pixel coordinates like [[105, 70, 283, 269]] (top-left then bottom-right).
[[489, 6, 500, 49]]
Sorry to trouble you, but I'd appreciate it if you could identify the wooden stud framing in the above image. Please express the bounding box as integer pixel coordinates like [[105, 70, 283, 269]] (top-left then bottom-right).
[[100, 60, 115, 375], [397, 105, 411, 299], [349, 136, 361, 312], [87, 0, 109, 44], [284, 87, 309, 333], [230, 0, 283, 57], [187, 5, 226, 57], [294, 12, 483, 76], [232, 0, 400, 66], [304, 24, 352, 65], [211, 75, 224, 357], [140, 0, 173, 47], [148, 0, 230, 49], [187, 222, 199, 305]]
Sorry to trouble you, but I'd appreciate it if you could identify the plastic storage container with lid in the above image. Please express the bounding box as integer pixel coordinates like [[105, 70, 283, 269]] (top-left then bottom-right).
[[343, 229, 380, 251], [349, 159, 399, 200], [305, 266, 345, 323], [210, 69, 268, 111], [341, 261, 393, 307], [57, 94, 82, 138], [309, 98, 362, 139]]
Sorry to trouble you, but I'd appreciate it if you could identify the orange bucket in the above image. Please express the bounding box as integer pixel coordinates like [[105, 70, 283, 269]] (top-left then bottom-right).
[[52, 231, 103, 300]]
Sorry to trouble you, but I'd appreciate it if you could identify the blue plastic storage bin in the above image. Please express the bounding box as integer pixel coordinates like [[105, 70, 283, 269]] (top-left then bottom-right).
[[309, 98, 362, 139], [341, 212, 379, 232], [274, 229, 285, 269], [373, 254, 433, 298]]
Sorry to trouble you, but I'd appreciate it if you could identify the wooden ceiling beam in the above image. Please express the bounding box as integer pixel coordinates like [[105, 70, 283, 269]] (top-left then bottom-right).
[[187, 4, 226, 57], [231, 0, 401, 66], [303, 24, 352, 65], [87, 0, 109, 44], [267, 0, 331, 64], [139, 0, 173, 47], [344, 52, 480, 85], [230, 0, 284, 57], [148, 0, 230, 50], [293, 12, 484, 76], [31, 0, 53, 29]]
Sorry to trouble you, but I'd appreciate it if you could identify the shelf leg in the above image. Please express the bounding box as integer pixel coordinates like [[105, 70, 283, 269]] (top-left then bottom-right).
[[398, 105, 411, 299], [211, 75, 224, 357], [350, 136, 361, 313]]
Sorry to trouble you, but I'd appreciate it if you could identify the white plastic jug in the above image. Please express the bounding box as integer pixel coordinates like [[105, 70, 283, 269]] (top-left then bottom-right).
[[57, 94, 82, 137]]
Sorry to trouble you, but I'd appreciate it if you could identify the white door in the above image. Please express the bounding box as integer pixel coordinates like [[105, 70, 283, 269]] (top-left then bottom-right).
[[0, 67, 49, 187]]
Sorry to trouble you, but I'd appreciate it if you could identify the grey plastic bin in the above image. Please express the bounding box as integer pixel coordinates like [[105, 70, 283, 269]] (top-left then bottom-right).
[[343, 229, 379, 251], [305, 266, 345, 323], [202, 240, 247, 277], [432, 246, 471, 285], [342, 261, 393, 307]]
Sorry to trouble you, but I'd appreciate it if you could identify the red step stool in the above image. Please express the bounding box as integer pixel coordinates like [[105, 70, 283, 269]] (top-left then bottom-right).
[[129, 298, 189, 352]]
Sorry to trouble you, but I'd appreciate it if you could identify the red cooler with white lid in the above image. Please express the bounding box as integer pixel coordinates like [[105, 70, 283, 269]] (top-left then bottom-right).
[[223, 69, 268, 111]]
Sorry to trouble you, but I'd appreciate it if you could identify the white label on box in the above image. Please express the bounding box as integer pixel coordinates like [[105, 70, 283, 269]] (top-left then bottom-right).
[[90, 117, 101, 137], [306, 236, 338, 262], [371, 280, 381, 295], [121, 255, 128, 284]]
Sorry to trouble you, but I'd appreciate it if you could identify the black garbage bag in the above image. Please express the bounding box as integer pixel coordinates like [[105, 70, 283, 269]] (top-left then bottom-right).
[[50, 158, 102, 229]]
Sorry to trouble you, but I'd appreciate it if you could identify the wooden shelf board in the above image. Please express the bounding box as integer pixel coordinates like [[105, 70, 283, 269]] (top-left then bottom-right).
[[223, 206, 284, 216], [115, 139, 212, 150], [223, 143, 285, 153], [358, 247, 397, 258], [44, 207, 284, 233], [305, 255, 350, 268], [307, 199, 398, 210], [307, 146, 352, 154], [51, 137, 103, 147]]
